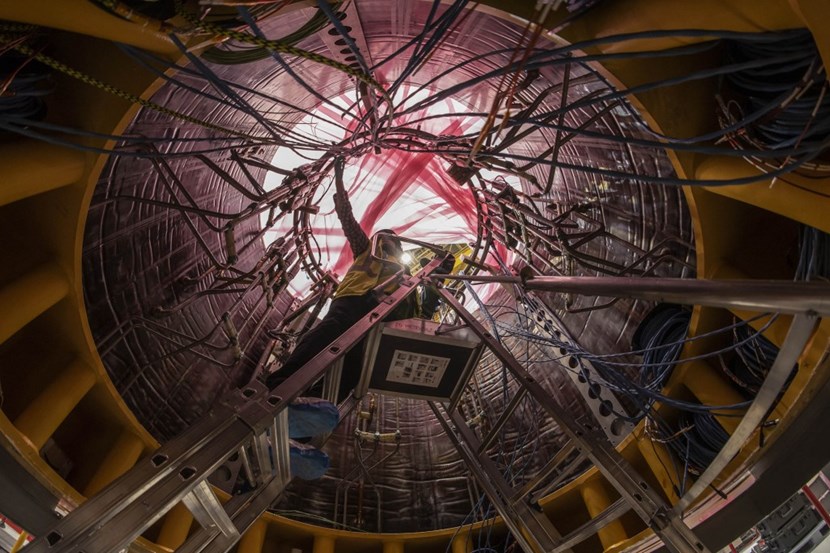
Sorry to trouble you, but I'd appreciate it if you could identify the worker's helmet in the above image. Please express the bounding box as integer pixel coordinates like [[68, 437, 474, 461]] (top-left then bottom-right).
[[375, 229, 403, 252]]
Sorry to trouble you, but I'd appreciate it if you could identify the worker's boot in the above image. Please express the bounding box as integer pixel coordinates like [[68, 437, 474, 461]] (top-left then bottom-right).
[[288, 440, 330, 480], [287, 397, 339, 439]]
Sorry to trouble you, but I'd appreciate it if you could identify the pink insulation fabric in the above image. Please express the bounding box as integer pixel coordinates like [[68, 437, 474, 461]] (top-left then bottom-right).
[[264, 85, 506, 297]]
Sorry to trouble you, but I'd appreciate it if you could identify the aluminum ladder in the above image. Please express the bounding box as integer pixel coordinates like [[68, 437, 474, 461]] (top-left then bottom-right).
[[23, 259, 447, 553]]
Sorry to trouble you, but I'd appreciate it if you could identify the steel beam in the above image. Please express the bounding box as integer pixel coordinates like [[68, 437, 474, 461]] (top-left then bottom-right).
[[437, 274, 830, 316], [440, 288, 710, 553], [430, 402, 566, 553]]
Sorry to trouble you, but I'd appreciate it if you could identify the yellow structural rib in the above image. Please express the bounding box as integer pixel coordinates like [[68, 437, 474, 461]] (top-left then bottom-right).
[[0, 1, 829, 552]]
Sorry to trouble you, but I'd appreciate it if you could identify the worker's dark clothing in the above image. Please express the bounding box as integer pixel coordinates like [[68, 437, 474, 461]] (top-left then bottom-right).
[[264, 293, 380, 393], [265, 172, 415, 395]]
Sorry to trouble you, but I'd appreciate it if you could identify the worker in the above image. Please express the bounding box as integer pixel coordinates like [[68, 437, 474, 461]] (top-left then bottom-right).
[[269, 157, 453, 479], [268, 156, 454, 392]]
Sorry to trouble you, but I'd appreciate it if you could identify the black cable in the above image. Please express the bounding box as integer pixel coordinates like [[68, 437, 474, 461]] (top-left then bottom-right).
[[0, 51, 52, 122]]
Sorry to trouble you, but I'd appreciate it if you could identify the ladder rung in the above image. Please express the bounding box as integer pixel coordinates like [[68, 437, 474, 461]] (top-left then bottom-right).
[[272, 410, 291, 485], [182, 481, 239, 538], [239, 445, 255, 486], [511, 442, 577, 504], [321, 357, 344, 404], [478, 387, 528, 454], [177, 474, 286, 553], [552, 498, 630, 552], [252, 430, 272, 484]]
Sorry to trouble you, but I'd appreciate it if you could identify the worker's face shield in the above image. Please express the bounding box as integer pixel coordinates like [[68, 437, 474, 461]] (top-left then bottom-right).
[[379, 235, 404, 260]]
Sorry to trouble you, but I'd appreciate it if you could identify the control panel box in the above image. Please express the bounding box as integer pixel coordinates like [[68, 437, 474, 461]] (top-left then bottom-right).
[[356, 318, 483, 403]]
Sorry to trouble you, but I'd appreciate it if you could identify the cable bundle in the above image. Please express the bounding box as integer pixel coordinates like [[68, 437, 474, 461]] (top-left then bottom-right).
[[660, 412, 729, 478], [0, 50, 52, 121], [796, 225, 830, 281], [201, 3, 340, 65], [719, 29, 830, 171], [633, 304, 691, 393], [590, 304, 691, 421], [563, 0, 604, 12], [720, 321, 789, 396]]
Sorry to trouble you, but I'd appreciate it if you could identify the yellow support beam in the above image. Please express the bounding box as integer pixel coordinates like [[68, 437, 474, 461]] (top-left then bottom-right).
[[83, 429, 145, 497], [383, 541, 405, 553], [451, 533, 473, 553], [0, 0, 178, 55], [698, 156, 830, 235], [0, 263, 69, 346], [580, 479, 627, 550], [236, 520, 266, 553], [313, 534, 336, 553], [0, 141, 86, 207], [635, 435, 680, 504], [13, 358, 95, 450], [156, 502, 194, 551], [564, 0, 801, 54]]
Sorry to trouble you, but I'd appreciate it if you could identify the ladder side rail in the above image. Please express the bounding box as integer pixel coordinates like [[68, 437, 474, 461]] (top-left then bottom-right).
[[438, 287, 711, 553], [478, 387, 529, 453], [527, 452, 588, 506], [512, 442, 577, 503], [429, 402, 567, 553], [22, 402, 241, 552], [57, 419, 255, 553], [510, 443, 580, 504]]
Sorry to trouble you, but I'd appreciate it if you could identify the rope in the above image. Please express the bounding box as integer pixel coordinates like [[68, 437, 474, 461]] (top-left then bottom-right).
[[2, 36, 266, 141]]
